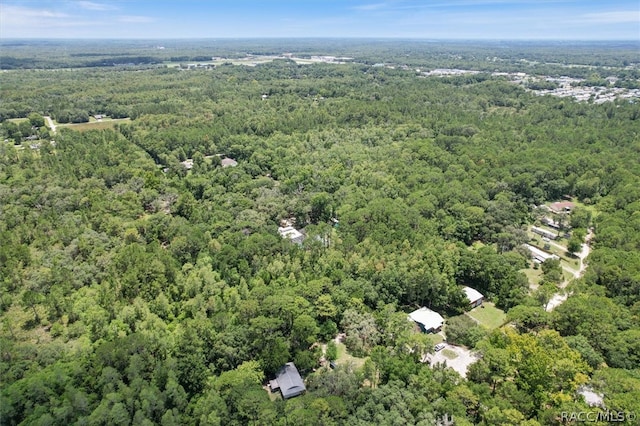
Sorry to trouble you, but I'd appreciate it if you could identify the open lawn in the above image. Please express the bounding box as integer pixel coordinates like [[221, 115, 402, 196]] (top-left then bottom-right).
[[563, 268, 577, 281], [572, 200, 600, 220], [522, 267, 543, 290], [7, 118, 29, 124], [335, 342, 367, 370], [441, 349, 458, 360], [527, 234, 580, 269], [427, 333, 445, 345], [58, 118, 130, 132], [467, 302, 506, 330]]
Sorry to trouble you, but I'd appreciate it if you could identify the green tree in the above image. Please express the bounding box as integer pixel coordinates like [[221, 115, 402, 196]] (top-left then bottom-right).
[[566, 235, 582, 255], [445, 315, 487, 348], [325, 341, 338, 362]]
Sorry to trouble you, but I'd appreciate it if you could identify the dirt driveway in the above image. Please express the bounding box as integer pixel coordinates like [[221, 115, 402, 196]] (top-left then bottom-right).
[[423, 343, 480, 378]]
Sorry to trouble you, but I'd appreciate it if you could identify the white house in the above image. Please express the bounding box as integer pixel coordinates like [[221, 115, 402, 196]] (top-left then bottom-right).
[[409, 307, 444, 333], [525, 244, 560, 263], [462, 286, 484, 308], [278, 226, 305, 245]]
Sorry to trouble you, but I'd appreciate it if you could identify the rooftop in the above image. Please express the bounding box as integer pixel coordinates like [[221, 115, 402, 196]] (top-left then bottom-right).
[[221, 157, 238, 167], [462, 286, 484, 303], [409, 307, 444, 332], [272, 362, 306, 399]]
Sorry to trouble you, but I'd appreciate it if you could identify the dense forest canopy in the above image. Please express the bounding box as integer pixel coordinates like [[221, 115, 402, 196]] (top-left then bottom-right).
[[1, 40, 639, 425]]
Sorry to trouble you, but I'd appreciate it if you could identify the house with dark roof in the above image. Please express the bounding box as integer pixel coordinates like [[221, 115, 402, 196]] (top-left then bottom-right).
[[270, 362, 306, 399]]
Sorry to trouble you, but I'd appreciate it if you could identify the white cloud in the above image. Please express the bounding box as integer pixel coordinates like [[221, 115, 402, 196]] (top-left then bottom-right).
[[0, 4, 70, 22], [0, 5, 73, 37], [118, 15, 155, 23], [76, 1, 117, 11], [580, 11, 640, 24], [352, 3, 390, 11]]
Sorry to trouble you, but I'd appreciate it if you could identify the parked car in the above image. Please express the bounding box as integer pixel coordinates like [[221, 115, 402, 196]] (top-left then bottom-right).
[[434, 343, 446, 352]]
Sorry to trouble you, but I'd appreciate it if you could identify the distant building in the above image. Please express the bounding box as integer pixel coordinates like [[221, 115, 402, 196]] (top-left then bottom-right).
[[542, 217, 562, 229], [532, 226, 557, 240], [278, 225, 305, 245], [270, 362, 306, 400], [462, 287, 484, 308], [524, 244, 560, 263], [221, 157, 238, 168], [181, 159, 194, 170], [549, 201, 575, 213], [409, 307, 444, 333]]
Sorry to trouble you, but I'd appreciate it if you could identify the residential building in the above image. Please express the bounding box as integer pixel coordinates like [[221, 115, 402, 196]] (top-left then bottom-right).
[[549, 201, 575, 213], [462, 286, 484, 308], [221, 157, 238, 168], [278, 226, 305, 245], [409, 307, 444, 333], [270, 362, 306, 399], [532, 226, 557, 240]]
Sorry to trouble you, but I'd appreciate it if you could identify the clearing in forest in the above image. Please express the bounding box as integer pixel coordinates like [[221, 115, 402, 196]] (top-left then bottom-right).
[[466, 302, 506, 330]]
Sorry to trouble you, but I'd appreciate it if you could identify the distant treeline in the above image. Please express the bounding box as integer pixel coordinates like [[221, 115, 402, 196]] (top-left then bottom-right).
[[0, 55, 160, 69]]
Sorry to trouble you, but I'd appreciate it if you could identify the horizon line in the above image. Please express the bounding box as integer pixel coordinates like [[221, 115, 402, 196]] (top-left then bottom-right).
[[2, 37, 638, 42]]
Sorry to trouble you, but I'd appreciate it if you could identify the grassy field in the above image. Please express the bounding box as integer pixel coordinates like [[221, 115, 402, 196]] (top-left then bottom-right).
[[571, 200, 600, 220], [467, 302, 506, 330], [521, 267, 544, 289], [441, 349, 458, 360], [335, 342, 367, 370], [527, 232, 580, 269], [427, 333, 445, 345], [58, 118, 130, 132], [7, 118, 29, 124], [563, 268, 577, 281]]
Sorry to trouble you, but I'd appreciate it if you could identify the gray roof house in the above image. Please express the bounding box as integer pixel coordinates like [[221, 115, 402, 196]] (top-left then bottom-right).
[[270, 362, 306, 399]]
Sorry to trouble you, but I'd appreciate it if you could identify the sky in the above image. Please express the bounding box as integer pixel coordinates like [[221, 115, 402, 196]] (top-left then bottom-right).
[[1, 0, 639, 40]]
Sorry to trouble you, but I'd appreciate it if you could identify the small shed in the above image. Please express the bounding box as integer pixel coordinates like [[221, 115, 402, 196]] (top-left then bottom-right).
[[462, 286, 484, 308], [271, 362, 306, 399], [409, 307, 444, 333]]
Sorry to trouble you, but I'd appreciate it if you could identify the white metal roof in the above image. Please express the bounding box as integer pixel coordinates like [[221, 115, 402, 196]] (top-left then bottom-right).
[[278, 226, 303, 240], [462, 286, 484, 303], [409, 307, 444, 331]]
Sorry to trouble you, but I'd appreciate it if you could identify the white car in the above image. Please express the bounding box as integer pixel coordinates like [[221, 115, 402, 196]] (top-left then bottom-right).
[[434, 343, 446, 352]]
